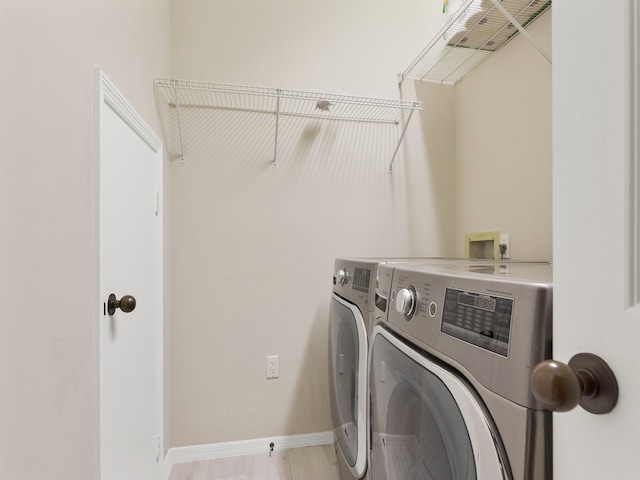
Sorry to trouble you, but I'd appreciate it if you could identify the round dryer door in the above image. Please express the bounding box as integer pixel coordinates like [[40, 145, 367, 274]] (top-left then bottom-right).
[[328, 293, 368, 478], [369, 326, 510, 480]]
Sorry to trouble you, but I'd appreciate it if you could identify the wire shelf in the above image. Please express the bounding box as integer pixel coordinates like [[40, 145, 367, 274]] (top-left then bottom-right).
[[401, 0, 551, 85], [153, 78, 422, 171], [154, 78, 420, 124]]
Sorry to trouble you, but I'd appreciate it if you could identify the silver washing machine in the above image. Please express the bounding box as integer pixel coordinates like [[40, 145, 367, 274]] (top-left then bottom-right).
[[369, 262, 553, 480], [329, 258, 523, 480]]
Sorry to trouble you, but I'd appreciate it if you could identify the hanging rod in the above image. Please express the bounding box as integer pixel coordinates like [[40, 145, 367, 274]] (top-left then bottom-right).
[[154, 78, 422, 170], [400, 0, 551, 85]]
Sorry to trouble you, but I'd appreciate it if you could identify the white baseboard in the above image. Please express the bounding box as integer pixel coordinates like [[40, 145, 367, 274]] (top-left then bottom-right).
[[163, 431, 333, 479]]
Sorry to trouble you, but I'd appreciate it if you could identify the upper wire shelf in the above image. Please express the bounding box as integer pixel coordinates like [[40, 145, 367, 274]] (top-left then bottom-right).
[[154, 78, 420, 123], [400, 0, 551, 85], [154, 78, 422, 171]]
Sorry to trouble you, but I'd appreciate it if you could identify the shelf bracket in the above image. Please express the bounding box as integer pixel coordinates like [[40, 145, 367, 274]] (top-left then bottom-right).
[[273, 89, 281, 168], [173, 79, 186, 163], [489, 0, 552, 64], [388, 105, 417, 173]]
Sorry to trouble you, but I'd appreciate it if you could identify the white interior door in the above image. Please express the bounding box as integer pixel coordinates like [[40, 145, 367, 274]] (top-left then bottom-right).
[[95, 69, 164, 479], [553, 2, 639, 478]]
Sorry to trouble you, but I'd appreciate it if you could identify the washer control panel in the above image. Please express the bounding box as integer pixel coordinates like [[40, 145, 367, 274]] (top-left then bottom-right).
[[389, 267, 516, 357], [442, 288, 513, 357], [385, 262, 553, 408]]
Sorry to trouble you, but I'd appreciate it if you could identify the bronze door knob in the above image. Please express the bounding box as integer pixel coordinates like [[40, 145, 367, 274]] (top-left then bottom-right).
[[107, 294, 137, 315], [530, 353, 618, 414]]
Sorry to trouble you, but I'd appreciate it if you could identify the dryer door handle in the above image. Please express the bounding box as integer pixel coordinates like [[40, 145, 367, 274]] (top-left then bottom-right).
[[530, 353, 618, 415]]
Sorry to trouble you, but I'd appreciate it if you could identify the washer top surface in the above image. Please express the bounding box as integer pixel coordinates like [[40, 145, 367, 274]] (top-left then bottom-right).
[[400, 261, 552, 284]]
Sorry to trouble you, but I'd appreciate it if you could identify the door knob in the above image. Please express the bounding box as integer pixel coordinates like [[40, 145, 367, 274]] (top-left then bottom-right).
[[107, 293, 137, 315], [530, 353, 618, 414]]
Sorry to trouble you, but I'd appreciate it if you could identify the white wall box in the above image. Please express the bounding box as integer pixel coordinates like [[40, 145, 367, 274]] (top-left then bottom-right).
[[400, 0, 552, 85], [154, 78, 421, 172]]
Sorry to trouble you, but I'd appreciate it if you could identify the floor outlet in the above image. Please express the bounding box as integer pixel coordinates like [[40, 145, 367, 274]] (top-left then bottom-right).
[[267, 355, 279, 379]]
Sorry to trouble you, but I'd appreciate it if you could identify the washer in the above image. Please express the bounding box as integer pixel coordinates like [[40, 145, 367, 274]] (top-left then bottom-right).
[[329, 258, 518, 480], [369, 262, 553, 480]]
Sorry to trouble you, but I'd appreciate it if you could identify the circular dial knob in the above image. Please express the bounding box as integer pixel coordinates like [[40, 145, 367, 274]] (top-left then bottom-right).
[[335, 269, 348, 286], [395, 287, 416, 316]]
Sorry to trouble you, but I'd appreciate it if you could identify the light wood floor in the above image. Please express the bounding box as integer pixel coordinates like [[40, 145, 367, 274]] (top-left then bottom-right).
[[168, 445, 340, 480]]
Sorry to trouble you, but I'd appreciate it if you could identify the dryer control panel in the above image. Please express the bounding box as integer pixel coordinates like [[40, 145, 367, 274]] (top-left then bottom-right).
[[333, 259, 375, 314], [352, 266, 372, 293], [442, 288, 513, 357]]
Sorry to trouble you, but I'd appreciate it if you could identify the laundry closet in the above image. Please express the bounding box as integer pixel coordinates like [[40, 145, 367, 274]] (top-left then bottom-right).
[[11, 1, 640, 479], [166, 0, 552, 458]]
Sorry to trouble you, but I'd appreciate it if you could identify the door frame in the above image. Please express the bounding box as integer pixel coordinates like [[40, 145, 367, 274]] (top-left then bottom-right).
[[93, 68, 164, 478]]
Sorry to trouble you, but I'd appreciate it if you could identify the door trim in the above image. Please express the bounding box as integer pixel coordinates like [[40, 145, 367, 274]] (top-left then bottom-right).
[[93, 68, 164, 478], [629, 0, 640, 308]]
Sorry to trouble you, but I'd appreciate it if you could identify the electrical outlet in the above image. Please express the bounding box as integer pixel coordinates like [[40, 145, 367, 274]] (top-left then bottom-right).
[[267, 355, 279, 379]]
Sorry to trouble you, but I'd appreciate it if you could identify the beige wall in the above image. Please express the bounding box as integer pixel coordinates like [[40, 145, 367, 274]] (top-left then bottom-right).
[[0, 2, 170, 478], [168, 0, 457, 447], [454, 11, 553, 261], [168, 1, 552, 449]]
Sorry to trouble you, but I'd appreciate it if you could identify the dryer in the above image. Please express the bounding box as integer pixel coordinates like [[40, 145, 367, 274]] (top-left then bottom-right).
[[369, 262, 553, 480], [329, 258, 375, 480], [329, 257, 416, 480]]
